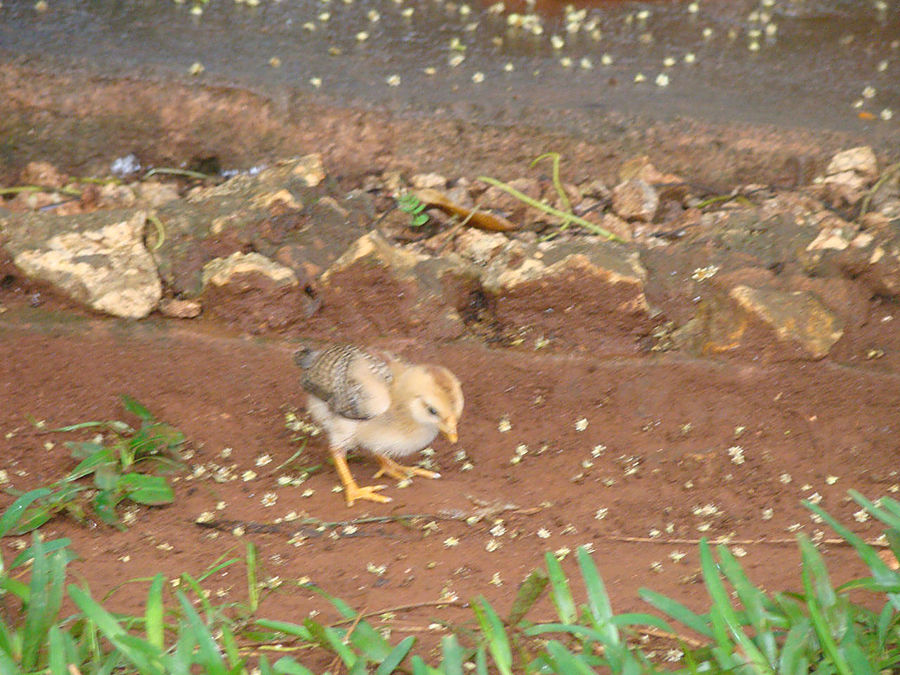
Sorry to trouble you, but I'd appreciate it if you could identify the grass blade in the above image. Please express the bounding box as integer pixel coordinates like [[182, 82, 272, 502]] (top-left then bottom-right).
[[544, 552, 576, 624], [544, 639, 596, 675], [374, 636, 415, 675], [440, 634, 465, 675], [699, 540, 773, 672], [0, 488, 52, 538], [146, 573, 165, 649], [806, 499, 900, 611], [176, 590, 228, 675], [246, 541, 260, 614], [506, 568, 548, 625], [472, 597, 512, 675], [576, 546, 619, 646], [799, 536, 853, 675], [639, 588, 713, 638], [273, 657, 316, 675]]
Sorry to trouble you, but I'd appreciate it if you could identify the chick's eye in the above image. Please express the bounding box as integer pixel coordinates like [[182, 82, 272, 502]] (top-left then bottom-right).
[[426, 405, 439, 416]]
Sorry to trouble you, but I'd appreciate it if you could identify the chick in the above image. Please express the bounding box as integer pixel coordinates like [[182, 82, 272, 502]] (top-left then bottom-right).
[[294, 344, 463, 506]]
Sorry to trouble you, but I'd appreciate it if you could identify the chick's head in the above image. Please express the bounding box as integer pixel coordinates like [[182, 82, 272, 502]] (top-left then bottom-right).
[[399, 365, 464, 443]]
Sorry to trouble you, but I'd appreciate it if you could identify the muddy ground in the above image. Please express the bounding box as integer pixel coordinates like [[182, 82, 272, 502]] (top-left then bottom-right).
[[1, 60, 899, 668]]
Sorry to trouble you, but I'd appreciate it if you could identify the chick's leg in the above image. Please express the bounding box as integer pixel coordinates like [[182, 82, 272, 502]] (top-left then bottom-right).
[[330, 449, 391, 506], [374, 454, 441, 481]]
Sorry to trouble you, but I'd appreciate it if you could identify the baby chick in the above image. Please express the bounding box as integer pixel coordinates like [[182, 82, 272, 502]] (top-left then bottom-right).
[[294, 344, 464, 506]]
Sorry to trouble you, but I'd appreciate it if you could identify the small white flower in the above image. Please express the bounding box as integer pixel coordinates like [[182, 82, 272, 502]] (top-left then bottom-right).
[[536, 528, 551, 539], [367, 563, 387, 575], [262, 492, 277, 507], [443, 537, 459, 547], [472, 71, 485, 83], [761, 507, 774, 520], [594, 507, 608, 520], [242, 470, 257, 482], [255, 453, 272, 467], [862, 85, 876, 99], [780, 473, 792, 484], [490, 572, 503, 586], [853, 509, 869, 523], [485, 539, 500, 552], [669, 550, 686, 562], [196, 511, 215, 523], [356, 31, 369, 41], [881, 108, 893, 121], [551, 34, 565, 49], [309, 77, 322, 88], [498, 415, 512, 433], [575, 418, 589, 432], [386, 74, 401, 87], [601, 53, 614, 65]]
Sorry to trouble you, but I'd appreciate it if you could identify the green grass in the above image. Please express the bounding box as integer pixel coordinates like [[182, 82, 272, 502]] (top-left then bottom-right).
[[1, 481, 897, 673], [9, 396, 185, 532]]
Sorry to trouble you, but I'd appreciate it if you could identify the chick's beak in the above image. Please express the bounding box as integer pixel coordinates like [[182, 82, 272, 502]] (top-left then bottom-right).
[[439, 417, 458, 443]]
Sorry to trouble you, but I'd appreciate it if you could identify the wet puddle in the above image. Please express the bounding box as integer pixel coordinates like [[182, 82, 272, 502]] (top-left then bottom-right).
[[1, 0, 897, 140]]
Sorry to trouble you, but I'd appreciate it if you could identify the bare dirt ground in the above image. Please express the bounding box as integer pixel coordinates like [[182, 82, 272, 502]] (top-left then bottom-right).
[[1, 62, 899, 667]]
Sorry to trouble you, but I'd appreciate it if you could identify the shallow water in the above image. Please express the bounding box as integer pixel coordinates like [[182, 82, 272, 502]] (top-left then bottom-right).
[[1, 0, 898, 139]]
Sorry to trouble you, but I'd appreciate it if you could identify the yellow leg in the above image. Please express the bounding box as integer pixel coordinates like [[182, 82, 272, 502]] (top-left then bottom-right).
[[330, 449, 391, 506], [374, 454, 441, 481]]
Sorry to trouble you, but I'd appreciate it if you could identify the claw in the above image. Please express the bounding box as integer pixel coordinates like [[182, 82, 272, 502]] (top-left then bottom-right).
[[344, 483, 392, 507], [375, 455, 441, 481]]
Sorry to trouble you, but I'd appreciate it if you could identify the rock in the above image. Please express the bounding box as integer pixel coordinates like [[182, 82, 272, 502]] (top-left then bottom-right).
[[1, 209, 161, 318], [611, 178, 659, 222], [826, 146, 877, 179], [453, 229, 508, 266], [137, 182, 181, 207], [411, 173, 448, 190], [202, 251, 298, 288], [150, 155, 367, 297], [98, 183, 137, 208], [729, 286, 844, 359], [159, 297, 202, 319], [821, 146, 878, 206], [20, 161, 66, 188], [319, 230, 476, 340], [200, 252, 318, 332], [479, 237, 652, 349]]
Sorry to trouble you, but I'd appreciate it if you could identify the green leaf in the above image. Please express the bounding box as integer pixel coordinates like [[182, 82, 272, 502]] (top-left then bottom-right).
[[254, 619, 313, 641], [576, 546, 619, 646], [440, 635, 465, 675], [639, 588, 713, 638], [146, 573, 165, 649], [506, 567, 548, 625], [806, 498, 900, 612], [544, 640, 595, 675], [699, 541, 773, 673], [799, 536, 852, 675], [273, 658, 316, 675], [544, 552, 576, 624], [0, 488, 52, 537], [10, 537, 74, 569], [472, 597, 512, 675], [92, 490, 123, 526], [176, 591, 228, 675], [48, 625, 68, 675], [118, 473, 174, 505], [374, 636, 415, 675], [121, 395, 154, 421], [247, 541, 259, 614], [716, 544, 778, 665]]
